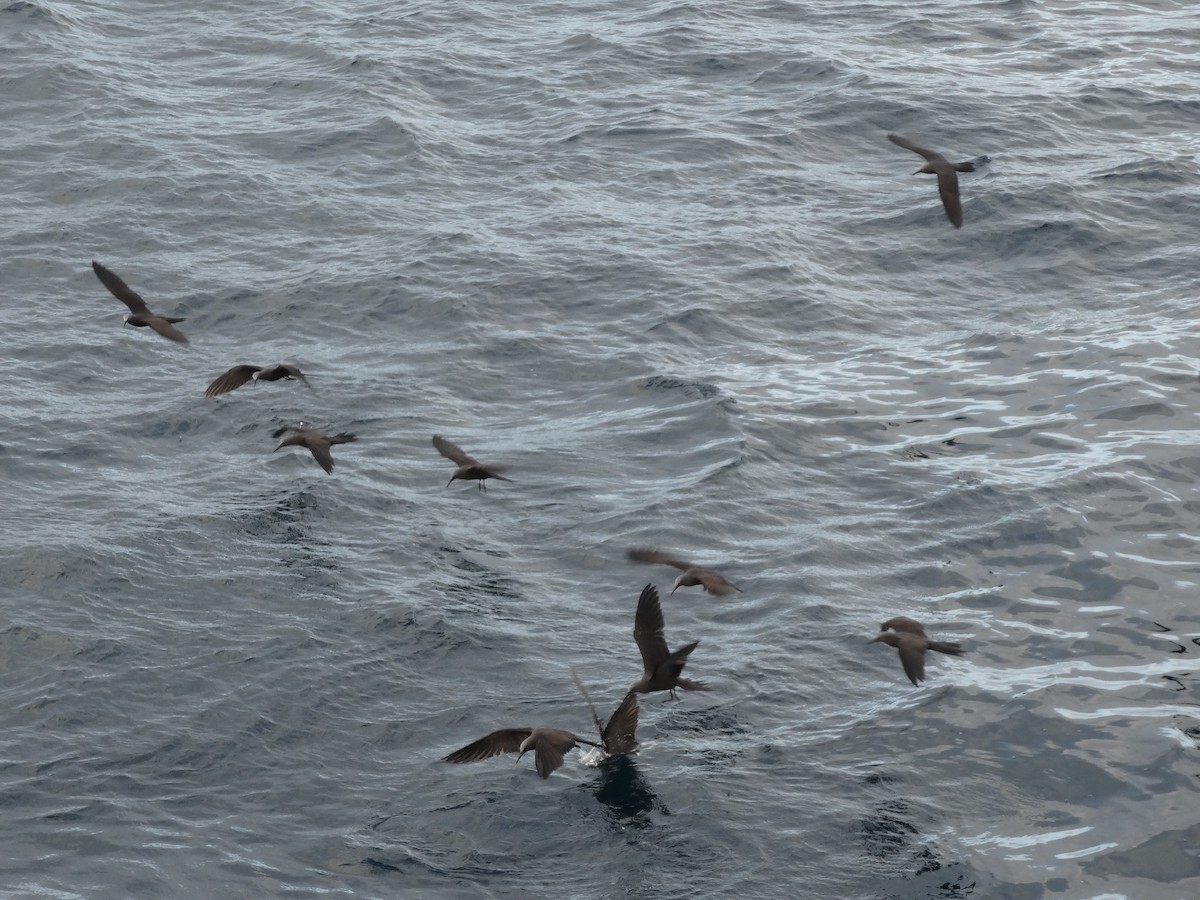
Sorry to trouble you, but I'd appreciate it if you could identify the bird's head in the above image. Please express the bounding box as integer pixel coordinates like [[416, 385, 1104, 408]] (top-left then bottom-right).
[[516, 734, 537, 765]]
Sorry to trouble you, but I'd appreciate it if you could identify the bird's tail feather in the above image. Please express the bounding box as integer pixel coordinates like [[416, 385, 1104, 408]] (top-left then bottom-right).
[[928, 640, 963, 656]]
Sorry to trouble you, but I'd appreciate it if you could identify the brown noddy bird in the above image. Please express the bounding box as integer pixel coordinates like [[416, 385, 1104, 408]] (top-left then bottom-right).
[[91, 261, 189, 343], [443, 728, 605, 779], [886, 134, 976, 228], [272, 424, 357, 474], [571, 669, 640, 757], [444, 679, 639, 778], [630, 583, 709, 699], [627, 548, 742, 596], [432, 434, 512, 491], [871, 617, 964, 686], [205, 364, 311, 397]]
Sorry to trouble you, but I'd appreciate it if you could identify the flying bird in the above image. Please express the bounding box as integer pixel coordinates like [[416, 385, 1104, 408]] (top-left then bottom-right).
[[432, 434, 512, 491], [91, 260, 188, 343], [871, 617, 964, 686], [272, 424, 357, 474], [443, 727, 605, 779], [630, 583, 708, 699], [627, 548, 742, 596], [205, 364, 311, 397], [886, 133, 976, 228], [444, 679, 639, 779], [571, 669, 639, 758]]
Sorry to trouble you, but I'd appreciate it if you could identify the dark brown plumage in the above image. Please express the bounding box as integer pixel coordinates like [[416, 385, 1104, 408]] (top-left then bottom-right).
[[627, 548, 742, 596], [272, 425, 357, 474], [443, 676, 638, 779], [443, 727, 604, 779], [432, 434, 512, 491], [880, 616, 927, 637], [887, 134, 976, 228], [871, 618, 964, 686], [205, 364, 310, 397], [571, 669, 640, 757], [630, 583, 708, 699], [91, 260, 188, 343]]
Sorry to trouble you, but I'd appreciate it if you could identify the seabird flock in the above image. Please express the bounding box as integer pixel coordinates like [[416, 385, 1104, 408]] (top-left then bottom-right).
[[89, 132, 974, 783]]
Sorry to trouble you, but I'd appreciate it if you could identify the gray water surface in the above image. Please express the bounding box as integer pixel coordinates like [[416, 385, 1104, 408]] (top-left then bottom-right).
[[3, 0, 1200, 897]]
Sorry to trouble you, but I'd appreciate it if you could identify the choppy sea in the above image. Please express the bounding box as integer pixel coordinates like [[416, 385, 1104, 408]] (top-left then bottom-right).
[[3, 0, 1200, 897]]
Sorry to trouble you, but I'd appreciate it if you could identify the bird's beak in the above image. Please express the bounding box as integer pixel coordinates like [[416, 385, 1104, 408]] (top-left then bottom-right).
[[670, 584, 679, 594], [445, 477, 454, 488], [272, 443, 283, 453]]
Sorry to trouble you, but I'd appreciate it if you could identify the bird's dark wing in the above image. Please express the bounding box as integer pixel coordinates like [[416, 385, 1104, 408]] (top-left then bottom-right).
[[654, 639, 699, 683], [633, 584, 670, 674], [205, 365, 261, 397], [698, 570, 737, 596], [279, 364, 312, 388], [444, 728, 532, 763], [328, 432, 358, 446], [91, 261, 151, 314], [628, 548, 693, 571], [271, 425, 302, 439], [533, 730, 581, 778], [433, 435, 479, 467], [602, 692, 639, 755], [143, 315, 188, 343], [307, 437, 336, 474], [896, 637, 926, 686], [935, 170, 964, 227], [887, 133, 947, 163]]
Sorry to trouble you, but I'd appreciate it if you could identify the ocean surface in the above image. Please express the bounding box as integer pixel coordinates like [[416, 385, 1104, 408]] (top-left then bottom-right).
[[2, 0, 1199, 897]]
